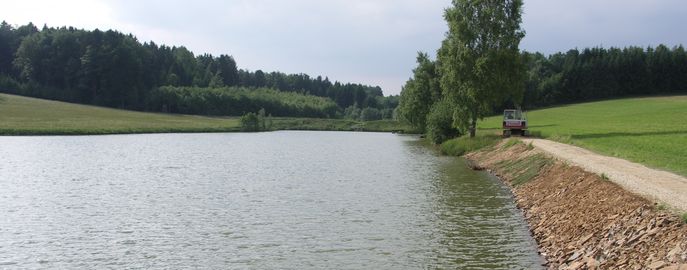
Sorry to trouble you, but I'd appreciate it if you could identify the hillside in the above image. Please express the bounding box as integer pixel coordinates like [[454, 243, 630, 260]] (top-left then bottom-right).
[[0, 93, 413, 135], [0, 93, 239, 135], [0, 22, 397, 119], [480, 96, 687, 176]]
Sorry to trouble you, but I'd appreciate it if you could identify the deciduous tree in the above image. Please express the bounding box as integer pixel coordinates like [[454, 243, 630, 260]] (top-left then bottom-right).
[[438, 0, 526, 137]]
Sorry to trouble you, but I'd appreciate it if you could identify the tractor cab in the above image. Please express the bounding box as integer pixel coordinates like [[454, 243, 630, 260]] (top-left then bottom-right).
[[502, 109, 529, 137]]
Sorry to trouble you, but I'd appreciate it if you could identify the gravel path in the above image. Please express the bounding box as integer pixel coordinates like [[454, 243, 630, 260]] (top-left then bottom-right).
[[521, 138, 687, 213]]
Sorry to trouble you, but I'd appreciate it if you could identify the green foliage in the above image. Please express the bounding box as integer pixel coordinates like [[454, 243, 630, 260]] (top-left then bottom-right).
[[426, 99, 460, 144], [682, 213, 687, 224], [149, 86, 339, 118], [0, 21, 396, 118], [439, 133, 501, 156], [360, 107, 382, 121], [496, 153, 551, 186], [342, 105, 389, 121], [269, 118, 413, 133], [208, 71, 225, 88], [520, 45, 687, 109], [397, 52, 441, 132], [600, 173, 609, 180], [438, 0, 526, 137], [239, 111, 269, 132], [343, 105, 361, 120], [480, 96, 687, 176]]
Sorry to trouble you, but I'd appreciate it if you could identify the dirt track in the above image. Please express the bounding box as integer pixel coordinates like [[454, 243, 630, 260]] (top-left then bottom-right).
[[522, 138, 687, 213]]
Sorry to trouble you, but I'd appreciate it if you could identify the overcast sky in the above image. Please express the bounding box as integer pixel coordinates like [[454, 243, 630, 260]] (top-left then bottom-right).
[[2, 0, 686, 95]]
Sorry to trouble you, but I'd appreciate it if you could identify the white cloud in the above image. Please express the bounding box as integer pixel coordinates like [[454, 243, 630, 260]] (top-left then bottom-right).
[[1, 0, 115, 30]]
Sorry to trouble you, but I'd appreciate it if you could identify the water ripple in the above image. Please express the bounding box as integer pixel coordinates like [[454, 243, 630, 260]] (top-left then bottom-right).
[[0, 132, 542, 269]]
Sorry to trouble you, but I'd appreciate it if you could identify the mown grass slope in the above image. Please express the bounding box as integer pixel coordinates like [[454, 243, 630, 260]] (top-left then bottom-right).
[[0, 93, 415, 135], [480, 96, 687, 176], [0, 93, 240, 135]]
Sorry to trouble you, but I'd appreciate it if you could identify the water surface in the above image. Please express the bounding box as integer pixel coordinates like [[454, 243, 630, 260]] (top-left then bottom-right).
[[0, 131, 542, 269]]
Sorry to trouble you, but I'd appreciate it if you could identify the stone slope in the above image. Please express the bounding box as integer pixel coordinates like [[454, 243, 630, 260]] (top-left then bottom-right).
[[466, 141, 687, 269]]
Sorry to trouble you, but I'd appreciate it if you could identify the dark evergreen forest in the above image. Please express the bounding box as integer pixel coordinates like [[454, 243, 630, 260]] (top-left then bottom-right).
[[0, 21, 396, 119], [399, 46, 687, 134], [520, 46, 687, 108], [1, 21, 685, 122]]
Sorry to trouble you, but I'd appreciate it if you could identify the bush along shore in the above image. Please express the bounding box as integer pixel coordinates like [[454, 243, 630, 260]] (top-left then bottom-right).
[[460, 139, 687, 269]]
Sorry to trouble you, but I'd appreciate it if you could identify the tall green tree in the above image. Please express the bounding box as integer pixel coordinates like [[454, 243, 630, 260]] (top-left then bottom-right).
[[438, 0, 526, 137], [397, 52, 441, 132]]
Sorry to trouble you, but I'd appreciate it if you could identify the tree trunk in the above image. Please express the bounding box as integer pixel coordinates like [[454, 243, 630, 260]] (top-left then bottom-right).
[[469, 117, 477, 138]]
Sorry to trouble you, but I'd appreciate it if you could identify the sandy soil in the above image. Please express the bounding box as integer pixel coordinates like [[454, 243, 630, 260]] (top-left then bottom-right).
[[522, 138, 687, 213]]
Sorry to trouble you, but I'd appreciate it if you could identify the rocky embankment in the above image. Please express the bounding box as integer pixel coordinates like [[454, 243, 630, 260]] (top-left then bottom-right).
[[466, 141, 687, 269]]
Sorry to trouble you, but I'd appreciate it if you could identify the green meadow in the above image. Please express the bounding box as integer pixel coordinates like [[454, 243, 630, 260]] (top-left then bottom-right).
[[0, 93, 240, 135], [0, 93, 413, 135], [479, 96, 687, 176]]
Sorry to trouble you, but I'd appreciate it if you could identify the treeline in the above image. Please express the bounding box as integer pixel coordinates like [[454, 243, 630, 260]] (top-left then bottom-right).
[[0, 21, 395, 118], [399, 45, 687, 139], [148, 86, 338, 118], [522, 45, 687, 107], [235, 70, 387, 109], [398, 0, 687, 143]]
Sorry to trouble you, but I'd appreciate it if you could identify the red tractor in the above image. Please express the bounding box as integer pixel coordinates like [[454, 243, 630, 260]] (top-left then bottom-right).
[[502, 109, 529, 137]]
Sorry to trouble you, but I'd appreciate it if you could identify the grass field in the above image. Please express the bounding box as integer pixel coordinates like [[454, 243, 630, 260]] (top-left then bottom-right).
[[479, 96, 687, 176], [0, 93, 241, 135], [0, 93, 414, 135], [270, 117, 416, 133]]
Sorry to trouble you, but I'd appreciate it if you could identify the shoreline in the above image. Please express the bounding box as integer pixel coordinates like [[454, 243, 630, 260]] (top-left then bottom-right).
[[464, 140, 687, 269], [0, 126, 417, 136]]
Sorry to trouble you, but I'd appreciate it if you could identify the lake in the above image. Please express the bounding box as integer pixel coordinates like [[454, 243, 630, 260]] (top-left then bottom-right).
[[0, 131, 542, 269]]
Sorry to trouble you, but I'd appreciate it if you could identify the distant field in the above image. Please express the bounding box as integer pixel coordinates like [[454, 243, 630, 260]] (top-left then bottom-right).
[[0, 93, 239, 135], [0, 93, 413, 135], [480, 96, 687, 176], [271, 117, 416, 133]]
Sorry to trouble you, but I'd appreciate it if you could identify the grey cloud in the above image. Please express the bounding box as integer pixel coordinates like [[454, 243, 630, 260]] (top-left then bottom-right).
[[101, 0, 685, 95]]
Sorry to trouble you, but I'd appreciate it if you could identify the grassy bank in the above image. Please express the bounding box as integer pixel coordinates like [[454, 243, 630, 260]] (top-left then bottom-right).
[[480, 96, 687, 176], [439, 131, 501, 156], [0, 94, 240, 135], [0, 93, 413, 135]]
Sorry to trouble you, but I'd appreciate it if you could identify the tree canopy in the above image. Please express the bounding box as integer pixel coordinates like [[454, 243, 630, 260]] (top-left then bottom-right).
[[0, 21, 396, 119], [397, 52, 441, 132], [399, 0, 687, 143], [438, 0, 526, 137]]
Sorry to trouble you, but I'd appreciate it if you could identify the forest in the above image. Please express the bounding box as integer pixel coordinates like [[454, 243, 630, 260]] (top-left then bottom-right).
[[397, 0, 687, 143], [1, 20, 685, 127], [0, 21, 396, 119], [521, 46, 687, 107], [399, 45, 687, 138]]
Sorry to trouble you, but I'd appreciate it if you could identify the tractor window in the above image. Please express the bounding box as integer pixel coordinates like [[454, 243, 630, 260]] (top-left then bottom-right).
[[504, 111, 514, 119]]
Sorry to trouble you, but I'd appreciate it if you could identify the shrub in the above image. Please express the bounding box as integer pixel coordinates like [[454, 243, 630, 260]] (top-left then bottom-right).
[[240, 112, 260, 131], [360, 107, 382, 121], [426, 99, 460, 144]]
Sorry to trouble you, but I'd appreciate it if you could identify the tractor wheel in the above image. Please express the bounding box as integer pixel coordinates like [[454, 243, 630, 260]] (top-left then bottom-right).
[[523, 130, 530, 137], [502, 130, 511, 138]]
